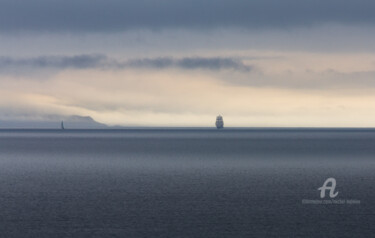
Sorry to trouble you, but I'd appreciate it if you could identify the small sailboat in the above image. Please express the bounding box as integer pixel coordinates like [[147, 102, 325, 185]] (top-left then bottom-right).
[[61, 121, 65, 130], [215, 115, 224, 129]]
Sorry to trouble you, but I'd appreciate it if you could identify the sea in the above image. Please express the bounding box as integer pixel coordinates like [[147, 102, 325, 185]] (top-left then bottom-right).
[[0, 128, 374, 237]]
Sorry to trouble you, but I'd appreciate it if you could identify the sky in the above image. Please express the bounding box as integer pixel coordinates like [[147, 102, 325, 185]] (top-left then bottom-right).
[[1, 0, 375, 127]]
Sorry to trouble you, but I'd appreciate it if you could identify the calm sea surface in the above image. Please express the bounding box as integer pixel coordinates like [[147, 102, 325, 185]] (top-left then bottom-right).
[[0, 129, 374, 237]]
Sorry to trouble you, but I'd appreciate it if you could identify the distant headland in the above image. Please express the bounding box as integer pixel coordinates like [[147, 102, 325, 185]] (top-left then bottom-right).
[[0, 115, 108, 129]]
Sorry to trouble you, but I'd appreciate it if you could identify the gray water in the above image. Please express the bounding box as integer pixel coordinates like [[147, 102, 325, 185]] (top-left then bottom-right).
[[0, 129, 374, 237]]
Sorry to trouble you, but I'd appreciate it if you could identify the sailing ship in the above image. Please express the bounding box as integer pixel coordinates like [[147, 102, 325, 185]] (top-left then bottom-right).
[[215, 115, 224, 129], [61, 121, 65, 130]]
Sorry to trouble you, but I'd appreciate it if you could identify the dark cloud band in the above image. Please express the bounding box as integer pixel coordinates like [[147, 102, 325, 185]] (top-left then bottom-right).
[[125, 57, 251, 71], [0, 55, 251, 72], [0, 55, 106, 69], [0, 0, 374, 32]]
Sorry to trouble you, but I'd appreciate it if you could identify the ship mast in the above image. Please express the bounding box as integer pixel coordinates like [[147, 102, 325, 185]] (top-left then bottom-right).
[[215, 115, 224, 129]]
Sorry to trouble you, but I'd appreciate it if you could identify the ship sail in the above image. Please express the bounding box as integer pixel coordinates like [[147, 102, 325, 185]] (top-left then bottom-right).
[[215, 115, 224, 129], [61, 121, 65, 130]]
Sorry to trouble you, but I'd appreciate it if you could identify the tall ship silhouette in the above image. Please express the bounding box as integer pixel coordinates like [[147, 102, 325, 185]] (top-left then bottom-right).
[[215, 115, 224, 129]]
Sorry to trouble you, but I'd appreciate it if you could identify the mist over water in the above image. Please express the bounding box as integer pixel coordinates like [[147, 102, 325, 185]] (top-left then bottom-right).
[[0, 129, 374, 237]]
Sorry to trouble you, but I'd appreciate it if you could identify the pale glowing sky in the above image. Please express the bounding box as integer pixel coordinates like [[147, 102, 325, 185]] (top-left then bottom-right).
[[1, 0, 375, 127]]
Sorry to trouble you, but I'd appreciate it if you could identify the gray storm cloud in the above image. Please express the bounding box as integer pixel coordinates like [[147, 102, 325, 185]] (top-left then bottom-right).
[[125, 57, 251, 71], [0, 0, 374, 32], [0, 55, 251, 72], [0, 55, 105, 69]]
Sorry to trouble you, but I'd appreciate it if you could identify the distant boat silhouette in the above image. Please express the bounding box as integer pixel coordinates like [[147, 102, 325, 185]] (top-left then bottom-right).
[[61, 121, 65, 130], [216, 115, 224, 129]]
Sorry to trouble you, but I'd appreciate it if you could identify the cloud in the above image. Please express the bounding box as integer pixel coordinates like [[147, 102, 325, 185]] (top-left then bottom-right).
[[125, 57, 251, 71], [218, 69, 375, 90], [0, 0, 374, 32], [0, 55, 106, 69], [3, 69, 375, 127], [0, 55, 251, 72]]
